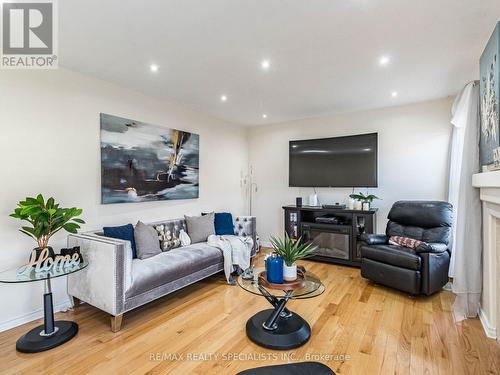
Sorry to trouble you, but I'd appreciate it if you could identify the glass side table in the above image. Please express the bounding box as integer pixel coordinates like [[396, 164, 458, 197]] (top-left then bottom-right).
[[237, 267, 325, 350], [0, 261, 88, 353]]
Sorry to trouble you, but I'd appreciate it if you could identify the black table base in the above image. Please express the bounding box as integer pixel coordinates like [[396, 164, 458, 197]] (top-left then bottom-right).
[[0, 261, 87, 353], [16, 320, 79, 353], [246, 309, 311, 350], [16, 279, 79, 353]]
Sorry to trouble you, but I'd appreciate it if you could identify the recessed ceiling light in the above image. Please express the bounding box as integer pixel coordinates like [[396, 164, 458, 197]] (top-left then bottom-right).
[[379, 55, 390, 66], [262, 114, 267, 119], [391, 91, 398, 97], [150, 64, 159, 72], [261, 59, 270, 70], [220, 95, 228, 102]]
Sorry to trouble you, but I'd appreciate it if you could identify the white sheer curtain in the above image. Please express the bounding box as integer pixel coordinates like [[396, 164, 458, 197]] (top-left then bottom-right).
[[448, 81, 482, 319]]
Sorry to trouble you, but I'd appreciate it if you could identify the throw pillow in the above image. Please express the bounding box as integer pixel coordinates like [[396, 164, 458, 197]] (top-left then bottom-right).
[[389, 235, 424, 249], [214, 212, 234, 235], [179, 229, 191, 246], [184, 213, 215, 243], [154, 224, 181, 251], [134, 221, 162, 259], [103, 224, 137, 258]]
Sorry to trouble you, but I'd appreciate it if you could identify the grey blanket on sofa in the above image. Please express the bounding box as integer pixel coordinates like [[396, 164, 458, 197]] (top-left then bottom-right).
[[207, 234, 253, 282]]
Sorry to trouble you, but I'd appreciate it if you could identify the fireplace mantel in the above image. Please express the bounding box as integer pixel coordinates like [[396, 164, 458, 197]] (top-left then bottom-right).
[[473, 170, 500, 188], [473, 171, 500, 340]]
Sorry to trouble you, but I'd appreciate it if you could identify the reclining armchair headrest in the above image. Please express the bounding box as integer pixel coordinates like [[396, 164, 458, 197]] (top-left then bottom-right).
[[388, 201, 452, 229]]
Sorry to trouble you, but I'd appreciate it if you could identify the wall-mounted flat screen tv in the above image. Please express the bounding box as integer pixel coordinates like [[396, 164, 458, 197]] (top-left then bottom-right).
[[289, 133, 378, 187]]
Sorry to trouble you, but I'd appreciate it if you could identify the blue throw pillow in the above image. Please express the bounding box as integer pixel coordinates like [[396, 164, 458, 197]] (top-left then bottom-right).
[[214, 212, 234, 236], [103, 224, 137, 259]]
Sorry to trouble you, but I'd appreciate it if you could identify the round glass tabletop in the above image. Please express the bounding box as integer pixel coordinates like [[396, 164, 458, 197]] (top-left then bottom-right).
[[237, 267, 325, 300], [0, 261, 88, 283]]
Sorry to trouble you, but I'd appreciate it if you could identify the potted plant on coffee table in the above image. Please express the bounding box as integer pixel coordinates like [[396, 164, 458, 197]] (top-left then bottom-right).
[[10, 194, 85, 260], [270, 233, 317, 281]]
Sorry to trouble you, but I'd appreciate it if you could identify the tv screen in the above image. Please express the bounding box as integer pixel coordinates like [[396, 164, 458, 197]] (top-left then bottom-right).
[[289, 133, 378, 187]]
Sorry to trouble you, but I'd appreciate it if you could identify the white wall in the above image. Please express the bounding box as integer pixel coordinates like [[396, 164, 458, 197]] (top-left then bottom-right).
[[248, 98, 453, 244], [0, 69, 248, 330]]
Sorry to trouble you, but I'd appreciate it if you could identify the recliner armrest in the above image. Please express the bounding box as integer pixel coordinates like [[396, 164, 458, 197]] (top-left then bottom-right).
[[359, 233, 389, 245], [415, 242, 448, 254]]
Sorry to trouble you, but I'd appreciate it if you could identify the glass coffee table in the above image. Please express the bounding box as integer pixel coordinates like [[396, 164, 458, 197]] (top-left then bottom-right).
[[237, 267, 324, 350], [0, 261, 88, 353]]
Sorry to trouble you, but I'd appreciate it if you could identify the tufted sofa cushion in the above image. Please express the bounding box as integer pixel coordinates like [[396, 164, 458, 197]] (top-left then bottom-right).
[[126, 242, 223, 298]]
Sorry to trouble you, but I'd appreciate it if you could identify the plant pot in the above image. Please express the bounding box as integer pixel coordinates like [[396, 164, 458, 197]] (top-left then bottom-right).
[[347, 198, 355, 210], [31, 246, 55, 262], [362, 202, 370, 211], [353, 200, 362, 210], [283, 263, 297, 282], [60, 246, 84, 262]]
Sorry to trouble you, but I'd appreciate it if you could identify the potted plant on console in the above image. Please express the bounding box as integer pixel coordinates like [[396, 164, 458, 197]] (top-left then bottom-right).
[[270, 233, 317, 281], [10, 194, 85, 261], [349, 192, 380, 211]]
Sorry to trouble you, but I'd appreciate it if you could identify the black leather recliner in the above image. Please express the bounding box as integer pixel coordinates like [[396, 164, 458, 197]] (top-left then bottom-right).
[[360, 201, 453, 296]]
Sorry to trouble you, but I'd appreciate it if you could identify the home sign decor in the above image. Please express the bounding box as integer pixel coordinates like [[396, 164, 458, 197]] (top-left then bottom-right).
[[17, 247, 81, 276]]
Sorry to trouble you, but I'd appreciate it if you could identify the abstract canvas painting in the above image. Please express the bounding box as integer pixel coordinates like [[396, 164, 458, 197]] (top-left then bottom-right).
[[100, 113, 199, 204], [480, 22, 500, 168]]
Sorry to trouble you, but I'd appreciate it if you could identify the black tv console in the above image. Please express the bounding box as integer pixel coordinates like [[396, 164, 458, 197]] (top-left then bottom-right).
[[283, 205, 377, 267]]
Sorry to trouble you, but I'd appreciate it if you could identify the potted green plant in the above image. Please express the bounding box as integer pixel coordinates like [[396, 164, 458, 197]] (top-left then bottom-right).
[[349, 192, 380, 211], [270, 233, 317, 281], [10, 194, 85, 260]]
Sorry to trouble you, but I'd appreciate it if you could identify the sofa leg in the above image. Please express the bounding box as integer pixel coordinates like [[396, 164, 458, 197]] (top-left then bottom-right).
[[72, 296, 81, 308], [111, 314, 123, 332]]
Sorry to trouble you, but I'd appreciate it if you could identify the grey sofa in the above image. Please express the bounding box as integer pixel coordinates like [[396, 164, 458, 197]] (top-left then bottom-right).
[[67, 216, 257, 332]]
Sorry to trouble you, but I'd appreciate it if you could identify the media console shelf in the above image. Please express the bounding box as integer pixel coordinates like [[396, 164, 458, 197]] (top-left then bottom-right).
[[283, 205, 377, 267]]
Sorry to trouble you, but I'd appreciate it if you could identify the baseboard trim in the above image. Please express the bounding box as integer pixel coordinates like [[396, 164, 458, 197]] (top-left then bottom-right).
[[479, 307, 497, 339], [0, 298, 72, 333]]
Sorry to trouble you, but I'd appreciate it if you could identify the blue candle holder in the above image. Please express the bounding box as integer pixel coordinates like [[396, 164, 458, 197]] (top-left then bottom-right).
[[266, 253, 284, 284]]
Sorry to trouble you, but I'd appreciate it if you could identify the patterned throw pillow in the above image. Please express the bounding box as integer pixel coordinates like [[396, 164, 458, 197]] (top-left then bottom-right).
[[389, 236, 424, 249], [154, 224, 181, 251]]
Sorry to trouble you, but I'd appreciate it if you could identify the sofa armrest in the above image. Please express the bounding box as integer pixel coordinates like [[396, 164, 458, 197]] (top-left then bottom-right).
[[233, 216, 257, 255], [67, 233, 133, 316], [415, 242, 448, 254], [359, 233, 389, 245]]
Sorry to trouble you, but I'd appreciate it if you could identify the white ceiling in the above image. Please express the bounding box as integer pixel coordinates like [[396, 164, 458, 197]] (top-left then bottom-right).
[[59, 0, 500, 125]]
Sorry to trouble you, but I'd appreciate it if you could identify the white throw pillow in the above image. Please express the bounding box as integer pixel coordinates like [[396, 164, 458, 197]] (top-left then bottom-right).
[[179, 229, 191, 246]]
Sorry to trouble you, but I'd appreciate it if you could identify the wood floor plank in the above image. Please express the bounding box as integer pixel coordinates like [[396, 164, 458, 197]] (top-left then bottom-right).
[[0, 251, 498, 375]]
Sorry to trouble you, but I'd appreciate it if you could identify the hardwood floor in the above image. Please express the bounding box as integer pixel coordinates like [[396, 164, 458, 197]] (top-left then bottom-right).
[[1, 252, 499, 375]]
